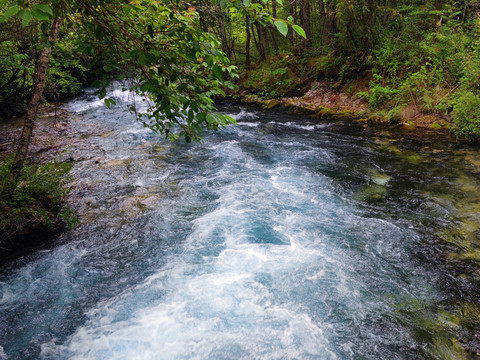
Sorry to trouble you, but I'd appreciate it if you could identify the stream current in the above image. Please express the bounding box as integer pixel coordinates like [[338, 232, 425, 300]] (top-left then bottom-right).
[[1, 90, 480, 359]]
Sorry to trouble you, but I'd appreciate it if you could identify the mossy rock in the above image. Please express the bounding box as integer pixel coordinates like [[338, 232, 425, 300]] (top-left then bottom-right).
[[263, 99, 281, 110], [402, 120, 417, 131], [354, 118, 370, 123], [316, 106, 363, 121], [430, 121, 444, 130]]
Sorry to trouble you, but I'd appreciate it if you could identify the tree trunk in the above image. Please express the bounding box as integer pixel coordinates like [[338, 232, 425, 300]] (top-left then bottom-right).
[[269, 25, 279, 56], [12, 17, 62, 176], [245, 13, 251, 70], [254, 22, 267, 60], [217, 7, 232, 58], [288, 0, 297, 47], [270, 0, 280, 55], [324, 0, 337, 46], [318, 0, 327, 45], [299, 0, 312, 49], [435, 0, 442, 29]]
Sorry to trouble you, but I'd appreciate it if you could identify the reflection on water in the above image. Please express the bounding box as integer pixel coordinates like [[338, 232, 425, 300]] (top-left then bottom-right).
[[0, 93, 479, 359]]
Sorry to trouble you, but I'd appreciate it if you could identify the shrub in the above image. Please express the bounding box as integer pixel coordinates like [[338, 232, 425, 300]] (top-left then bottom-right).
[[0, 157, 76, 243], [357, 73, 400, 108], [451, 90, 480, 139]]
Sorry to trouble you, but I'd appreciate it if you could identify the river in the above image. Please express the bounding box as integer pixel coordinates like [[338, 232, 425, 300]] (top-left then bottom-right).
[[1, 90, 480, 359]]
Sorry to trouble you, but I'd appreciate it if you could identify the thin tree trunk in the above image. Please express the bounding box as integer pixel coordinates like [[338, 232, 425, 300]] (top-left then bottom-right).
[[318, 0, 327, 44], [324, 1, 337, 46], [270, 0, 279, 55], [12, 17, 62, 176], [288, 0, 297, 47], [245, 13, 251, 71], [299, 0, 312, 49], [435, 0, 442, 30], [254, 22, 267, 60], [217, 7, 232, 58], [251, 23, 260, 58], [269, 25, 279, 56]]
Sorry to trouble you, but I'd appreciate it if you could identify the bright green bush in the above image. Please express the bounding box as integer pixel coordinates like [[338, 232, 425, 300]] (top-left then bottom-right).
[[357, 74, 400, 108], [451, 90, 480, 139]]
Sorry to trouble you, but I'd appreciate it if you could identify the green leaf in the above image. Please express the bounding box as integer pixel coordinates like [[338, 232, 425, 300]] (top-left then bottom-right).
[[104, 98, 116, 109], [292, 24, 306, 39], [1, 5, 20, 22], [220, 0, 228, 9], [243, 0, 251, 7], [274, 20, 288, 37], [212, 64, 223, 79], [206, 114, 215, 125], [225, 115, 237, 124], [233, 0, 243, 9], [205, 55, 214, 68], [33, 4, 53, 16], [187, 109, 194, 121], [18, 10, 32, 27], [275, 0, 283, 5], [31, 9, 50, 21]]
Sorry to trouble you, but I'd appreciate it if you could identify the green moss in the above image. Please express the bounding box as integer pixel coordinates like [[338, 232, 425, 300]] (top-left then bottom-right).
[[402, 120, 417, 131], [355, 183, 388, 201], [430, 121, 443, 130], [392, 297, 474, 359], [368, 170, 391, 186], [315, 106, 364, 121], [263, 99, 280, 109]]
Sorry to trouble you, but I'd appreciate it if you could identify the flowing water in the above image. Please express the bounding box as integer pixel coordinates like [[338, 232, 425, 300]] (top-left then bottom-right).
[[1, 90, 480, 359]]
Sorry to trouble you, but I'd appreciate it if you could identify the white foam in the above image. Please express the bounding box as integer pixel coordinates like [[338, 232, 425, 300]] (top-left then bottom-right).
[[237, 121, 261, 127], [266, 121, 328, 131], [59, 152, 347, 358], [0, 345, 7, 360], [230, 109, 259, 121]]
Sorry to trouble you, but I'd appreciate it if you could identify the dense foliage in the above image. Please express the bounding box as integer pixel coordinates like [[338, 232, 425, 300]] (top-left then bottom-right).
[[0, 157, 75, 245], [1, 0, 303, 141], [194, 0, 480, 138], [2, 0, 479, 137], [0, 17, 89, 119]]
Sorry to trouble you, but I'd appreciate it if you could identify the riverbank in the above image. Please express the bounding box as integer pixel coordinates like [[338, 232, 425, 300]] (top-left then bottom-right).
[[235, 79, 454, 135], [0, 105, 77, 264]]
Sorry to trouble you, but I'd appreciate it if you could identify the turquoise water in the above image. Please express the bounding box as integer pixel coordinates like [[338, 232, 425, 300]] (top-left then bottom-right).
[[1, 92, 478, 359]]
